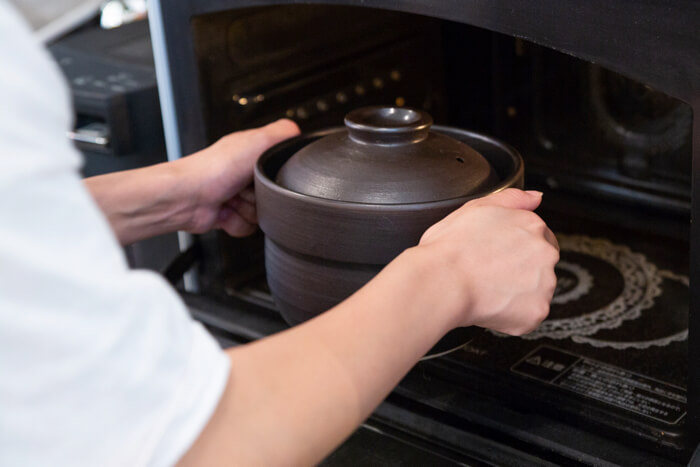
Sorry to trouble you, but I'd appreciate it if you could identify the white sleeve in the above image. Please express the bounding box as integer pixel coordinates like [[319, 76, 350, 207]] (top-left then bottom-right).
[[0, 3, 230, 467]]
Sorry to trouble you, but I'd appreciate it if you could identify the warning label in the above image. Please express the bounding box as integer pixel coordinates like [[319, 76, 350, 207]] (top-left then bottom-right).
[[511, 346, 686, 425]]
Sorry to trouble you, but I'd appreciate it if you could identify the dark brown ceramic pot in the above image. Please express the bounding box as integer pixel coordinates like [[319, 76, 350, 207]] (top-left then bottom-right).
[[254, 107, 524, 357]]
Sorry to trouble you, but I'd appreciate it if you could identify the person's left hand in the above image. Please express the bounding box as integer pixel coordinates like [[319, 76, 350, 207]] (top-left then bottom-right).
[[174, 119, 300, 237]]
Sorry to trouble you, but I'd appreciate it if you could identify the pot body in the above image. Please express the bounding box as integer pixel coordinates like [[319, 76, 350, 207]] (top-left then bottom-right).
[[255, 126, 524, 356]]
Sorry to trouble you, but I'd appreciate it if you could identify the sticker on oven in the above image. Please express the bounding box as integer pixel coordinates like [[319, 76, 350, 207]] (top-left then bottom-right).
[[511, 346, 686, 425]]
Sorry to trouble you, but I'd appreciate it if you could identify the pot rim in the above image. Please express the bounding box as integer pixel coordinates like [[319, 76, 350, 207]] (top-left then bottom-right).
[[254, 125, 524, 210]]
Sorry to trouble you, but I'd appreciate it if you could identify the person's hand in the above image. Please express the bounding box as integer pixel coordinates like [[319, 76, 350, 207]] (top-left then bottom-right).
[[416, 188, 559, 335], [174, 119, 300, 237], [85, 119, 299, 245]]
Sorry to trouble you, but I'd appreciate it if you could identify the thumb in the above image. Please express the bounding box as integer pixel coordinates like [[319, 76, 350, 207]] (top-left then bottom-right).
[[221, 118, 301, 170], [257, 118, 301, 148], [473, 188, 543, 211]]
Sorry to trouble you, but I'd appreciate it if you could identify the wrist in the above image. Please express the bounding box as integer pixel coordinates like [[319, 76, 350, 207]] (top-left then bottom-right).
[[388, 246, 467, 334], [84, 160, 197, 244], [125, 160, 200, 236], [165, 157, 208, 231]]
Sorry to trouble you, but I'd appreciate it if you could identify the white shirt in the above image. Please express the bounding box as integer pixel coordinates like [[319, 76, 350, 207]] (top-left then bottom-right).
[[0, 3, 230, 466]]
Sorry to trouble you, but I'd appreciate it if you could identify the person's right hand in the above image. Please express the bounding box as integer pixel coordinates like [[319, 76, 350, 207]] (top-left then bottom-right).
[[417, 188, 559, 336]]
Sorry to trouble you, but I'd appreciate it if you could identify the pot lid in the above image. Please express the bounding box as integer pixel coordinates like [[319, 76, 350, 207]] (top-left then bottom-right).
[[276, 106, 498, 204]]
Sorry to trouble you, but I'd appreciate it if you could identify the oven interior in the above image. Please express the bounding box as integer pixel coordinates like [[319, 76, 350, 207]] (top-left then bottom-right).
[[184, 5, 693, 461]]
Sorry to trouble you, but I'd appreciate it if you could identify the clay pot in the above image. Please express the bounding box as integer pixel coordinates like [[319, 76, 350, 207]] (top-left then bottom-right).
[[254, 107, 524, 356]]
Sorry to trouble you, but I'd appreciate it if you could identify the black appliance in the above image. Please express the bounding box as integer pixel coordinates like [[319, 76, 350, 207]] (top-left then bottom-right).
[[149, 1, 700, 464], [50, 20, 179, 272]]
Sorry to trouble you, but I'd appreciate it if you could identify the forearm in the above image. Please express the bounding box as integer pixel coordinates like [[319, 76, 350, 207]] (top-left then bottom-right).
[[178, 247, 458, 466], [84, 161, 194, 245]]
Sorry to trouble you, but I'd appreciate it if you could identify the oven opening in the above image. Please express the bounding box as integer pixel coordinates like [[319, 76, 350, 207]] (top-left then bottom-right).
[[187, 4, 693, 457]]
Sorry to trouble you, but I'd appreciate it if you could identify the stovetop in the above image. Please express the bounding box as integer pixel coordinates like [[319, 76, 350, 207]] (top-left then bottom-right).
[[444, 231, 688, 428]]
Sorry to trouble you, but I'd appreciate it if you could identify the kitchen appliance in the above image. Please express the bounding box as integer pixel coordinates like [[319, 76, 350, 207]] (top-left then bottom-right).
[[149, 1, 700, 464], [50, 20, 179, 272]]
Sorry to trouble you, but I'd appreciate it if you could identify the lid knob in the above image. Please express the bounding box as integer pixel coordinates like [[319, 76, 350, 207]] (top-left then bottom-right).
[[344, 106, 432, 145]]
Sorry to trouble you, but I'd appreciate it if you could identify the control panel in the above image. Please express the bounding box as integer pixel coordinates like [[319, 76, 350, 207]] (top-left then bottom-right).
[[49, 20, 163, 158]]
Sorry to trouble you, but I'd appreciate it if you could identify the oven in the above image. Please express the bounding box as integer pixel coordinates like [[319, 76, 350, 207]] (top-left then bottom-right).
[[148, 1, 700, 464]]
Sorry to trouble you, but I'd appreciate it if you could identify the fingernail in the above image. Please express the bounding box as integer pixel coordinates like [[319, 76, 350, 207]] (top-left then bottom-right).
[[526, 190, 543, 197]]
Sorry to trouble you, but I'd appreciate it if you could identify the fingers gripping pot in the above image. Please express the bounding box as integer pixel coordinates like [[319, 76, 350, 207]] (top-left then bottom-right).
[[254, 107, 524, 356]]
